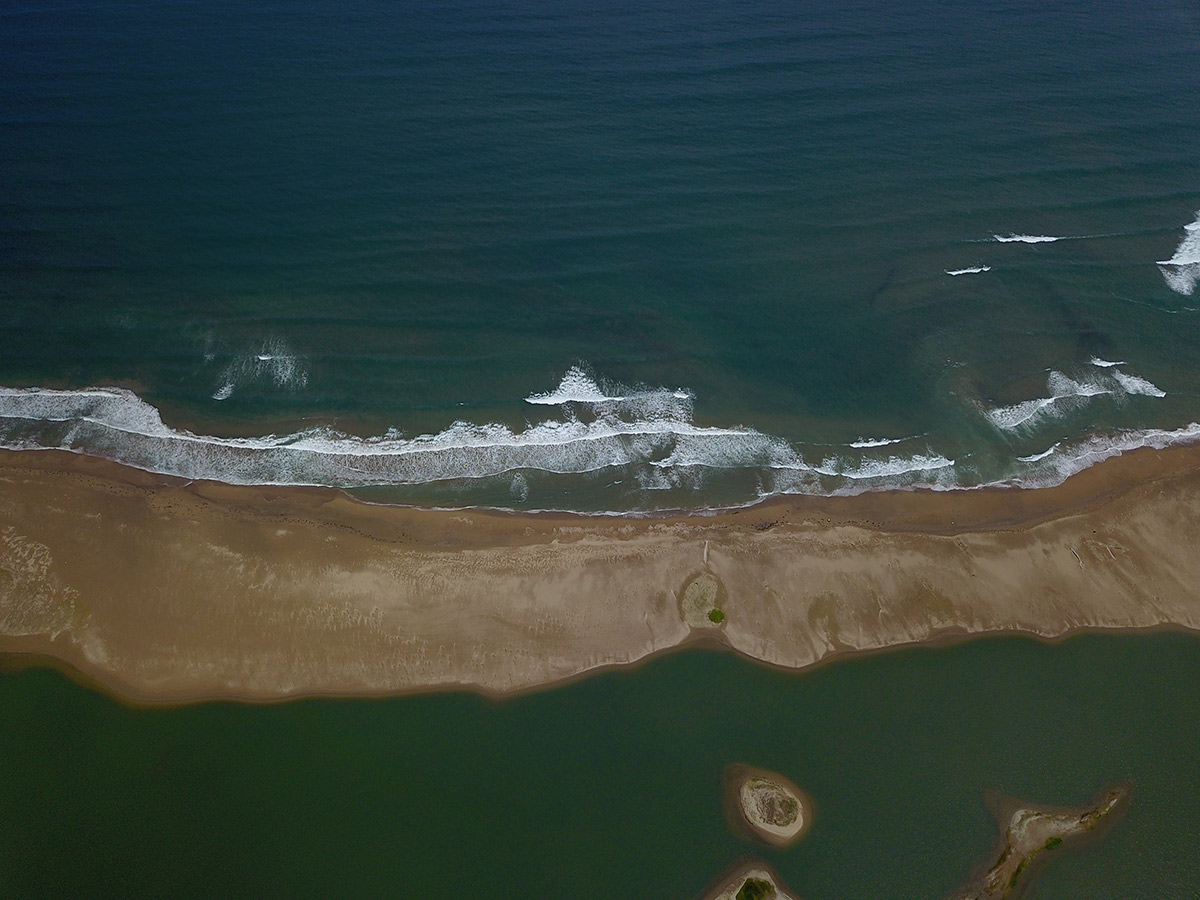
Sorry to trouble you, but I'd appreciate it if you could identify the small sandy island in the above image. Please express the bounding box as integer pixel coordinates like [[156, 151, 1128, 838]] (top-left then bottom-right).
[[5, 444, 1200, 701], [951, 788, 1127, 899], [702, 864, 800, 900], [725, 765, 811, 846]]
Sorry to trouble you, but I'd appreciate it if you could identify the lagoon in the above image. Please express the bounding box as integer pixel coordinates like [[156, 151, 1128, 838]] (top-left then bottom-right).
[[2, 633, 1197, 899]]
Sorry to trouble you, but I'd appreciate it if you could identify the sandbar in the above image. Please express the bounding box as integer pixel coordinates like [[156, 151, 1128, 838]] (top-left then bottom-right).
[[4, 444, 1200, 701]]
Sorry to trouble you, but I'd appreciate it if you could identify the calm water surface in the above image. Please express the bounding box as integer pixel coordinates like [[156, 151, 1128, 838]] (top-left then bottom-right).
[[2, 634, 1199, 899]]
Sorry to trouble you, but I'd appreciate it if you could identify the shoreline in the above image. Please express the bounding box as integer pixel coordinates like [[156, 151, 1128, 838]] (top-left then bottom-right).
[[4, 444, 1200, 703]]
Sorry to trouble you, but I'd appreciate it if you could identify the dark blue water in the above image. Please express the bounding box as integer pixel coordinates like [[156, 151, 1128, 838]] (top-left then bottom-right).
[[3, 0, 1200, 509]]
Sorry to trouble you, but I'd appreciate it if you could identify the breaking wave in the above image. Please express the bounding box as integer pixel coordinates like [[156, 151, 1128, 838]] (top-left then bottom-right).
[[0, 384, 775, 488], [0, 371, 960, 498], [0, 364, 1194, 508], [946, 266, 991, 276], [1006, 423, 1200, 488], [1158, 212, 1200, 296], [992, 234, 1061, 243], [524, 365, 695, 421], [1112, 371, 1166, 398], [985, 367, 1165, 431]]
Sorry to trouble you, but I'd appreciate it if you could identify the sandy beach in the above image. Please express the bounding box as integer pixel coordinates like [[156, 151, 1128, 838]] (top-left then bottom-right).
[[3, 444, 1200, 702]]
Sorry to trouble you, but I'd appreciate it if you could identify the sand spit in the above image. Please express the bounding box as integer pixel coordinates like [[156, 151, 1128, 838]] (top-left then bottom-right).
[[951, 788, 1127, 899], [4, 446, 1200, 701]]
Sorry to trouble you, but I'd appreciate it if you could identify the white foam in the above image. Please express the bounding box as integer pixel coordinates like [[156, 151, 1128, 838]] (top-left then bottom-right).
[[993, 234, 1060, 243], [0, 384, 776, 488], [509, 472, 530, 502], [1112, 370, 1166, 398], [1006, 423, 1200, 488], [1158, 212, 1200, 296], [0, 365, 1190, 506], [214, 337, 308, 401], [1017, 443, 1060, 463], [987, 372, 1110, 431], [946, 266, 991, 276], [525, 366, 694, 421], [1089, 357, 1125, 368], [986, 367, 1164, 431], [525, 366, 617, 405], [814, 453, 955, 480]]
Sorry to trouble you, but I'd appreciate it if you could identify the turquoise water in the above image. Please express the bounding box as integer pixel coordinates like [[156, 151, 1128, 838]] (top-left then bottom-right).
[[2, 634, 1199, 899], [3, 0, 1200, 509]]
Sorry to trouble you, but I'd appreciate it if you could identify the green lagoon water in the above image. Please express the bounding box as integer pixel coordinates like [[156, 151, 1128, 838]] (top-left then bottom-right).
[[3, 634, 1199, 899]]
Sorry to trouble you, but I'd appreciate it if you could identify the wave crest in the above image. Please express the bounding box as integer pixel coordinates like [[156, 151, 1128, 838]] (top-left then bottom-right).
[[986, 366, 1165, 431], [0, 364, 1194, 507], [993, 234, 1060, 243], [525, 366, 694, 421], [1159, 211, 1200, 296]]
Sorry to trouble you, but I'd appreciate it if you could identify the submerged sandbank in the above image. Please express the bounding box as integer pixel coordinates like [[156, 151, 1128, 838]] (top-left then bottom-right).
[[4, 444, 1200, 701]]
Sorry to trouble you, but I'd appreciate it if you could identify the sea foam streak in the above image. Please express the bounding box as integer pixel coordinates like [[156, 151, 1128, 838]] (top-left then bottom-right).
[[1158, 212, 1200, 296]]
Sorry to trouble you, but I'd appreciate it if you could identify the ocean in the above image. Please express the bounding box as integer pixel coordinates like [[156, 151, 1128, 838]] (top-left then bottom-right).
[[3, 0, 1200, 511]]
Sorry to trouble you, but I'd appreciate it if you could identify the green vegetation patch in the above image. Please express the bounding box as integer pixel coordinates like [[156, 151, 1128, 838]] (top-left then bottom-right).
[[736, 877, 776, 900], [1008, 857, 1030, 890], [1044, 836, 1063, 850], [680, 572, 724, 627]]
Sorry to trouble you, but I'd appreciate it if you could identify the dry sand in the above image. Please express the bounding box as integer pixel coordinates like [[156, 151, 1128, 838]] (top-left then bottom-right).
[[3, 444, 1200, 702]]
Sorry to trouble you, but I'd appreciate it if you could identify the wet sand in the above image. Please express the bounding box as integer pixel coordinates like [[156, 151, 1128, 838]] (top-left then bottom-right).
[[3, 445, 1200, 702]]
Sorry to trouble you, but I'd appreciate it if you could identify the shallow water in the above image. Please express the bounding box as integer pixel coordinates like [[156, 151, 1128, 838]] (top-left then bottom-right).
[[2, 633, 1199, 899], [3, 0, 1200, 509]]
